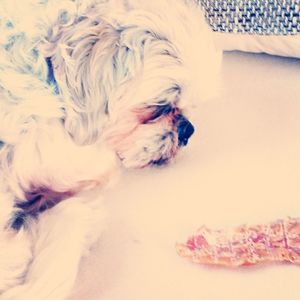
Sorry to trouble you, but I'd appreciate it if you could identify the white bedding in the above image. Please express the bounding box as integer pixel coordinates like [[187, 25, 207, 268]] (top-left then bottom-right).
[[214, 33, 300, 58], [70, 51, 300, 300]]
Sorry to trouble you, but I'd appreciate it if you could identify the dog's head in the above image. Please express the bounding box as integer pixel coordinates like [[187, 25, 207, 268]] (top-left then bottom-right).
[[105, 90, 195, 168], [43, 0, 220, 169]]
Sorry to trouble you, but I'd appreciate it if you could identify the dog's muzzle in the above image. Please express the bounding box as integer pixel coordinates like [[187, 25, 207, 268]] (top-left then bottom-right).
[[176, 115, 195, 146]]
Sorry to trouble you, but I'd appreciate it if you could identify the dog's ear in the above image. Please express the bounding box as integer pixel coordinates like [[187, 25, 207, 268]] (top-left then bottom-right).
[[43, 15, 120, 145]]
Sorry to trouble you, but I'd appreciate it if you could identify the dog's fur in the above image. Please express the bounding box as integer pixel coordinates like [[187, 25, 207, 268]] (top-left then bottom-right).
[[0, 0, 221, 299]]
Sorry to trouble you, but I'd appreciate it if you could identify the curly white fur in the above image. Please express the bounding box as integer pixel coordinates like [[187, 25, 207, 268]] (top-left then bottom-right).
[[0, 0, 221, 299]]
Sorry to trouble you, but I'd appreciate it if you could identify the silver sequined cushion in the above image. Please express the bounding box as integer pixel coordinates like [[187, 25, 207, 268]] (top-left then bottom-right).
[[198, 0, 300, 35]]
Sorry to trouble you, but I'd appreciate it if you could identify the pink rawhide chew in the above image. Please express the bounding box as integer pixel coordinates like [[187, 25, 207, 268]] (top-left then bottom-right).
[[176, 217, 300, 267]]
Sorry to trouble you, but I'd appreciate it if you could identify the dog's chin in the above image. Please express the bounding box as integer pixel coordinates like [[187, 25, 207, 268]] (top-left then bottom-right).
[[104, 103, 195, 169], [116, 140, 179, 169], [118, 153, 177, 169], [109, 124, 179, 169], [118, 150, 176, 169]]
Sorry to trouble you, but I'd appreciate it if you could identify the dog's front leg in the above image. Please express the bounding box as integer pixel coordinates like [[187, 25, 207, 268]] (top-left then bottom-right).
[[0, 191, 34, 294], [0, 229, 33, 294], [1, 194, 106, 300]]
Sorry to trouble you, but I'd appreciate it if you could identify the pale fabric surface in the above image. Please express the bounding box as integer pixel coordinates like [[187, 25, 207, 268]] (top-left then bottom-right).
[[214, 33, 300, 58], [70, 51, 300, 300]]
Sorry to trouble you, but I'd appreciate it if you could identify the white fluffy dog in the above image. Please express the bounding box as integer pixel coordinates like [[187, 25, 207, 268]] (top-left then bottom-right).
[[0, 0, 221, 299]]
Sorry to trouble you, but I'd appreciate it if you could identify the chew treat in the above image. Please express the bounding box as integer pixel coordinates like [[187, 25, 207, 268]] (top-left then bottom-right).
[[176, 217, 300, 267]]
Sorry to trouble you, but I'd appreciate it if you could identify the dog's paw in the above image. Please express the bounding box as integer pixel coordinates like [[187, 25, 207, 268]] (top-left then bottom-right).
[[0, 285, 28, 300], [0, 282, 71, 300]]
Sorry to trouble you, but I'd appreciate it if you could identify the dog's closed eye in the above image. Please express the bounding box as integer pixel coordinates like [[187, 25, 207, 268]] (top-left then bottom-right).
[[137, 103, 173, 124], [148, 104, 173, 122]]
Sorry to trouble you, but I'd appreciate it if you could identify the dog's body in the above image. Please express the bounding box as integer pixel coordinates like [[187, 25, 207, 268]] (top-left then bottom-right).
[[0, 1, 221, 299]]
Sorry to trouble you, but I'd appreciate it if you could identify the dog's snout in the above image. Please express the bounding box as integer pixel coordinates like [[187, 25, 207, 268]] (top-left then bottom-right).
[[176, 115, 194, 146]]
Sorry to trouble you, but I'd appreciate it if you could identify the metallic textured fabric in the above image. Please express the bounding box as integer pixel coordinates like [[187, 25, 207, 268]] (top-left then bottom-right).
[[198, 0, 300, 35]]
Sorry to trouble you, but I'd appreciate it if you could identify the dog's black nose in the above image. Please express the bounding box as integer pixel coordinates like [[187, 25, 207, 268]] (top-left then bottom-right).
[[176, 115, 195, 146]]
